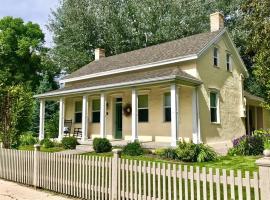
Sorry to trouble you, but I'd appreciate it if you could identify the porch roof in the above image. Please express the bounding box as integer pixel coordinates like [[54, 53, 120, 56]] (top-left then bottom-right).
[[35, 67, 202, 98], [244, 91, 265, 106]]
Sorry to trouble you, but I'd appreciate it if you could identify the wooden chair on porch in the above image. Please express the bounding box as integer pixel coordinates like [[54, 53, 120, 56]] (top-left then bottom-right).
[[73, 128, 82, 138], [63, 120, 72, 137]]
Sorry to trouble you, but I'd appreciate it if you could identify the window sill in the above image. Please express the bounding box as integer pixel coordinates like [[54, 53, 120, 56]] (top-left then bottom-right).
[[211, 122, 221, 125]]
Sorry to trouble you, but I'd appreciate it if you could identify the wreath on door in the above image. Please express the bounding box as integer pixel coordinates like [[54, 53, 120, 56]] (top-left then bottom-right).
[[123, 103, 132, 116]]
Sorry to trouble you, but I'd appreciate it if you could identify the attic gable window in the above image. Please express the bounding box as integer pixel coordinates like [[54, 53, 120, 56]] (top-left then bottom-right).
[[226, 53, 232, 72], [213, 47, 219, 67]]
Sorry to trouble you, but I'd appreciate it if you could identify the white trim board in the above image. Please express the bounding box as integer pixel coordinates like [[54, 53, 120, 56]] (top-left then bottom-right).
[[35, 75, 202, 98]]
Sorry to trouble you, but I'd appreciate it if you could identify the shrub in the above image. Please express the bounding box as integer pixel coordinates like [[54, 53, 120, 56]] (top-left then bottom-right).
[[228, 135, 264, 156], [122, 141, 144, 156], [41, 138, 55, 148], [196, 144, 218, 162], [155, 148, 177, 160], [19, 131, 38, 146], [264, 139, 270, 150], [176, 142, 218, 162], [176, 142, 198, 162], [93, 138, 112, 153], [61, 137, 78, 149]]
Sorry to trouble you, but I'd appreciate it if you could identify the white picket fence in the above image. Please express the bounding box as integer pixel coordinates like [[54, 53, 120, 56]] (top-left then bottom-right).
[[0, 148, 265, 200]]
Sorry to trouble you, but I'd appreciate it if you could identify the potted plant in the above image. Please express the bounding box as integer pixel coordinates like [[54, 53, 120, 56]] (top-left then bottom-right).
[[263, 139, 270, 157]]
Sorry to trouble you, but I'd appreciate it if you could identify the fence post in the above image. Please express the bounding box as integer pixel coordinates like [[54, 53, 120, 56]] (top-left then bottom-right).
[[33, 144, 40, 188], [256, 157, 270, 200], [0, 142, 3, 148], [112, 149, 121, 200]]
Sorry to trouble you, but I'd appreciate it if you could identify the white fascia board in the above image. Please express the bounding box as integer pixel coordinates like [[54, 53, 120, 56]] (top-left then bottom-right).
[[35, 75, 202, 98], [59, 54, 198, 84]]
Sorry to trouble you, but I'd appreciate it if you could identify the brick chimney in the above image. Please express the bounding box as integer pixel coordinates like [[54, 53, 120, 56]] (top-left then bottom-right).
[[210, 12, 224, 32], [95, 48, 105, 61]]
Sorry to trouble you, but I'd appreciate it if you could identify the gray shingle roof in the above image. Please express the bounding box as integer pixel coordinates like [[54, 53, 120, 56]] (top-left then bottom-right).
[[36, 67, 201, 97], [63, 30, 222, 80]]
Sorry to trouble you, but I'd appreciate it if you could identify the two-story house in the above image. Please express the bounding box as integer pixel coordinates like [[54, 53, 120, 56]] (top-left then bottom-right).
[[35, 12, 270, 150]]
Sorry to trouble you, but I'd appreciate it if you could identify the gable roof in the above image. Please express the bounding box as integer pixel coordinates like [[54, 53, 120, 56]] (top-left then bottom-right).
[[35, 67, 202, 98], [61, 29, 227, 83]]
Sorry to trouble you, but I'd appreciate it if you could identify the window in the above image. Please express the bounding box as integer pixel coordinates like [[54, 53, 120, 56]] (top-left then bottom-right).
[[74, 101, 82, 123], [138, 95, 149, 122], [210, 92, 220, 123], [226, 53, 232, 72], [164, 93, 171, 122], [213, 47, 219, 66], [92, 99, 100, 123]]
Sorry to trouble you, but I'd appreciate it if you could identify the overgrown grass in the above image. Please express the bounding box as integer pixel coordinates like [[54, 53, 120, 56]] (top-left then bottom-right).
[[18, 145, 65, 152]]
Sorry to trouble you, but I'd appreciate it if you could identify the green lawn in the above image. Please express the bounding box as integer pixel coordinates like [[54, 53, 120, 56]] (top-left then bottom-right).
[[18, 145, 65, 152], [81, 152, 260, 172]]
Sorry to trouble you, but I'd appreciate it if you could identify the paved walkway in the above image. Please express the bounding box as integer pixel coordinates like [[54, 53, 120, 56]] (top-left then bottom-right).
[[0, 179, 78, 200]]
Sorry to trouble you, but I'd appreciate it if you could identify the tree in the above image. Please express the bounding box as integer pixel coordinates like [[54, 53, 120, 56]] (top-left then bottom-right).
[[0, 17, 59, 146], [0, 16, 46, 90], [49, 0, 245, 73], [0, 85, 34, 148], [241, 0, 270, 104]]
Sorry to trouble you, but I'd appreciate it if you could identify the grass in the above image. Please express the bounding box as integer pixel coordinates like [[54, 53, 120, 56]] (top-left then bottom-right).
[[18, 145, 65, 152], [81, 152, 260, 172]]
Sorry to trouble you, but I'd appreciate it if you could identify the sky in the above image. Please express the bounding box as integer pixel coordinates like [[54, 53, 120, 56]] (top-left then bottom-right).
[[0, 0, 60, 47]]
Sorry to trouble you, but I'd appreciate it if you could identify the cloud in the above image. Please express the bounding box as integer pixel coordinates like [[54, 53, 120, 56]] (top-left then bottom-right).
[[0, 0, 59, 47]]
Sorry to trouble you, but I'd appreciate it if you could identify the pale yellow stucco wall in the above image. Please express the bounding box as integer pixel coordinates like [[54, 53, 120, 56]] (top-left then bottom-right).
[[263, 109, 270, 129], [196, 37, 246, 147]]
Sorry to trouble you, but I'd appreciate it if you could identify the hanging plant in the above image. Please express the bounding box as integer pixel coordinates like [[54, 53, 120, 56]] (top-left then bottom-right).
[[123, 103, 132, 117]]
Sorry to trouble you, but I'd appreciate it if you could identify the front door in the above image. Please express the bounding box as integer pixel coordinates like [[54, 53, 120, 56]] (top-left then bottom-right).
[[115, 98, 123, 139]]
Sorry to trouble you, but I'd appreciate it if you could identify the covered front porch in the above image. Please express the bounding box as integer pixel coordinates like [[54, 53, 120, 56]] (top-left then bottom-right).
[[38, 83, 201, 147]]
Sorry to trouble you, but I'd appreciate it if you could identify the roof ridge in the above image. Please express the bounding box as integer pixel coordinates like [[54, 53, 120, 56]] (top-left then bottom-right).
[[96, 30, 222, 62]]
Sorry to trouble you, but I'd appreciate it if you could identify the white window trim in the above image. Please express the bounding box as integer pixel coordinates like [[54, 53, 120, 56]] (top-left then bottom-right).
[[163, 92, 171, 122], [226, 53, 233, 72], [74, 101, 82, 123], [210, 91, 220, 124], [138, 94, 149, 123], [213, 47, 219, 67]]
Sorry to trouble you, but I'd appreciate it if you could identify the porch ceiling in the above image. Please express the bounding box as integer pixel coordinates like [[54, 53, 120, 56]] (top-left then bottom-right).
[[35, 67, 202, 98]]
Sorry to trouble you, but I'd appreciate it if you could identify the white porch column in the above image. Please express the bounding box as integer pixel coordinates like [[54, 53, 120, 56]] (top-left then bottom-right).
[[82, 95, 89, 141], [58, 97, 65, 141], [192, 87, 201, 144], [171, 83, 179, 147], [131, 88, 138, 142], [39, 99, 45, 141], [100, 93, 106, 138]]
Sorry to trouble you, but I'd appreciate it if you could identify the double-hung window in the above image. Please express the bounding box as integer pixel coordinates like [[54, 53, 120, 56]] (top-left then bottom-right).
[[226, 53, 232, 72], [213, 47, 219, 67], [92, 99, 100, 123], [164, 93, 171, 122], [210, 91, 220, 123], [74, 101, 82, 123], [138, 95, 149, 122]]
